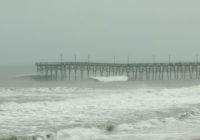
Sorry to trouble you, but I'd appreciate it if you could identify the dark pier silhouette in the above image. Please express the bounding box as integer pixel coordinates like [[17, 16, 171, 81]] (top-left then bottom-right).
[[35, 62, 200, 80]]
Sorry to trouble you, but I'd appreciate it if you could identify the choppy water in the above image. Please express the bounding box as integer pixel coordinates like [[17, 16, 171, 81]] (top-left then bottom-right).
[[1, 66, 200, 140]]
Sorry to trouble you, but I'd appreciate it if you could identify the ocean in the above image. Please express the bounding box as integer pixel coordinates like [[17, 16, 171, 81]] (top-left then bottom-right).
[[1, 65, 200, 140]]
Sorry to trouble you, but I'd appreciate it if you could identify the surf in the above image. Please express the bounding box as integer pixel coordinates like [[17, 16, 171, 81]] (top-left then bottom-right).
[[90, 76, 128, 82]]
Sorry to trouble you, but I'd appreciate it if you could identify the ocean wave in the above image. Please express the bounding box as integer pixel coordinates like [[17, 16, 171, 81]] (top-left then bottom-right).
[[57, 127, 102, 140], [15, 74, 40, 78], [90, 76, 128, 82], [1, 85, 200, 139], [0, 87, 95, 96], [14, 74, 42, 81], [0, 133, 55, 140], [117, 105, 200, 130]]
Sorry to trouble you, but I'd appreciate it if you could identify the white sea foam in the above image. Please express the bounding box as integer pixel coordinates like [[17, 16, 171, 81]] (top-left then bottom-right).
[[1, 85, 200, 139], [57, 127, 101, 140], [90, 76, 128, 82]]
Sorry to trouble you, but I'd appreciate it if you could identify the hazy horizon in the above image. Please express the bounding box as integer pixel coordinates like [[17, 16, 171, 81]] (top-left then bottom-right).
[[1, 0, 200, 65]]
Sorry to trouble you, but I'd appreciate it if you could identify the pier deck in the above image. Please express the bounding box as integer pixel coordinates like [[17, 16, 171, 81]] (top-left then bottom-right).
[[35, 62, 200, 80]]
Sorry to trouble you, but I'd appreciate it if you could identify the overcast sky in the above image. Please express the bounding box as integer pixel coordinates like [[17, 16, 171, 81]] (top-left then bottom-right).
[[0, 0, 200, 65]]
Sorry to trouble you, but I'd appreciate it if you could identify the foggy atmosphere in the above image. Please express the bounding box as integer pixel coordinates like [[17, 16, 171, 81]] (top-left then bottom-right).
[[1, 1, 200, 140]]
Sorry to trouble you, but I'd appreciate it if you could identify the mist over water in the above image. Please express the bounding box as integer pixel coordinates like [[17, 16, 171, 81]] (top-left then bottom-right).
[[1, 0, 200, 139], [1, 66, 200, 140]]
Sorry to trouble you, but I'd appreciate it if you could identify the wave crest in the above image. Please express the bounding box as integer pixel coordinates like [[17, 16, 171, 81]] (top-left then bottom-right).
[[90, 76, 128, 82]]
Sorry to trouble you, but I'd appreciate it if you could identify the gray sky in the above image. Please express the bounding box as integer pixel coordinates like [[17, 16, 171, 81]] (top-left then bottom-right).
[[0, 0, 200, 65]]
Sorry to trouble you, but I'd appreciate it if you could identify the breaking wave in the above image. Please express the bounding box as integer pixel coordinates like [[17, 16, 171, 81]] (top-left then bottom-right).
[[14, 74, 42, 80], [90, 76, 128, 82], [1, 85, 200, 139]]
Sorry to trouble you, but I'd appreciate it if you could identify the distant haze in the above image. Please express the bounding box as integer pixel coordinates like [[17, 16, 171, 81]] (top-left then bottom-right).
[[0, 0, 200, 65]]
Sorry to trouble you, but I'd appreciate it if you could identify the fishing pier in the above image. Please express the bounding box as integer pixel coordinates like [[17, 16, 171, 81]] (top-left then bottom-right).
[[35, 62, 200, 80]]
